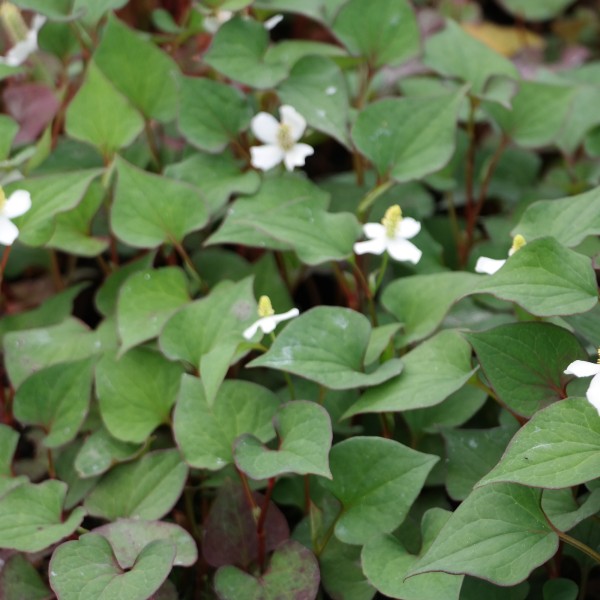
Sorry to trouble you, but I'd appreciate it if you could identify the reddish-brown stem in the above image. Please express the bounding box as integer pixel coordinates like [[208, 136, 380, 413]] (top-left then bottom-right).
[[0, 244, 12, 293], [257, 477, 276, 572]]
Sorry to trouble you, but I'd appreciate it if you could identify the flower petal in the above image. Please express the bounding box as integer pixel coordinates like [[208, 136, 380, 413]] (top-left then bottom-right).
[[4, 190, 31, 218], [586, 373, 600, 416], [264, 14, 284, 30], [0, 216, 19, 246], [564, 360, 600, 378], [397, 217, 421, 239], [243, 318, 264, 340], [279, 105, 306, 141], [475, 256, 506, 275], [387, 238, 422, 264], [32, 14, 47, 32], [270, 308, 300, 327], [363, 223, 385, 240], [283, 143, 314, 171], [251, 112, 280, 144], [250, 144, 284, 171], [354, 237, 387, 256]]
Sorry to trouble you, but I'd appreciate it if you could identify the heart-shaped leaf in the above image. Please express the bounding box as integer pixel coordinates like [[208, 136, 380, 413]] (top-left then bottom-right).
[[117, 267, 190, 355], [408, 483, 557, 586], [344, 330, 476, 417], [84, 449, 188, 520], [13, 357, 95, 448], [542, 488, 600, 532], [49, 534, 175, 600], [206, 175, 360, 266], [466, 322, 587, 416], [362, 509, 463, 600], [112, 157, 208, 249], [214, 540, 320, 600], [95, 347, 183, 443], [248, 306, 403, 389], [478, 398, 600, 489], [0, 554, 51, 600], [324, 437, 438, 545], [0, 480, 85, 552], [92, 519, 197, 568], [174, 375, 280, 470], [203, 479, 289, 569], [234, 401, 332, 479], [352, 89, 466, 182]]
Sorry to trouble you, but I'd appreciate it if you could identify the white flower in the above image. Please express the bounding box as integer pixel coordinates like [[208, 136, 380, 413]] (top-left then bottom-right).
[[475, 234, 527, 275], [250, 105, 314, 172], [353, 205, 422, 264], [0, 187, 31, 245], [564, 352, 600, 416], [0, 13, 45, 67], [243, 295, 299, 340]]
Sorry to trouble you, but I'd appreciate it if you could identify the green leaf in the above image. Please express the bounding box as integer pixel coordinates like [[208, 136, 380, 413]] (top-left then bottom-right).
[[352, 89, 466, 182], [75, 426, 143, 478], [483, 81, 574, 148], [72, 0, 129, 25], [94, 15, 179, 122], [206, 175, 360, 265], [277, 56, 351, 146], [254, 0, 346, 24], [324, 437, 438, 545], [54, 441, 99, 510], [11, 0, 72, 19], [497, 0, 576, 21], [424, 20, 518, 95], [49, 534, 175, 600], [0, 115, 19, 161], [117, 267, 190, 354], [248, 306, 403, 389], [409, 483, 557, 586], [478, 398, 600, 489], [0, 480, 85, 552], [46, 180, 109, 257], [0, 424, 18, 476], [365, 323, 401, 365], [96, 347, 183, 443], [214, 540, 320, 600], [265, 40, 346, 70], [204, 17, 287, 89], [65, 61, 144, 156], [543, 579, 578, 600], [444, 425, 517, 501], [178, 77, 252, 152], [0, 554, 52, 600], [112, 157, 208, 248], [332, 0, 419, 68], [84, 449, 188, 520], [344, 330, 476, 417], [474, 237, 598, 317], [3, 317, 111, 388], [13, 357, 95, 448], [514, 186, 600, 248], [234, 400, 332, 479], [92, 519, 197, 568], [542, 488, 600, 532], [467, 322, 587, 416], [362, 509, 463, 600], [6, 169, 102, 247], [382, 272, 480, 345], [165, 151, 260, 215], [174, 375, 280, 470]]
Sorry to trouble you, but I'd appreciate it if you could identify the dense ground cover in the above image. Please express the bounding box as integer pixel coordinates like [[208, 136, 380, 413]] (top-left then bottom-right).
[[0, 0, 599, 598]]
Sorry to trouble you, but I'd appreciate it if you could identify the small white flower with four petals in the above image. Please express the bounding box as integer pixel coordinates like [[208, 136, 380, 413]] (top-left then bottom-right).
[[564, 350, 600, 416], [243, 295, 299, 340], [0, 12, 45, 67], [475, 234, 526, 275], [353, 205, 422, 264], [0, 187, 31, 246], [250, 105, 314, 172]]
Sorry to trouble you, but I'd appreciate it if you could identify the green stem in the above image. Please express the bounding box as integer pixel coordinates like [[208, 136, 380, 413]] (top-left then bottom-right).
[[270, 332, 295, 398], [350, 260, 378, 327], [184, 486, 202, 541], [357, 180, 393, 221], [173, 241, 207, 294], [144, 119, 162, 172], [373, 251, 389, 296], [558, 531, 600, 564]]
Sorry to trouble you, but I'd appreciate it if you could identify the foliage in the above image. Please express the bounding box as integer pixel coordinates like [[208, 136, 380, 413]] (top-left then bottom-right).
[[0, 0, 599, 599]]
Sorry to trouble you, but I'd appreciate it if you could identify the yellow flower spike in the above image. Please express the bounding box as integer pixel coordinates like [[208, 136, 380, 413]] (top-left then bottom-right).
[[509, 234, 527, 255], [382, 205, 402, 239], [0, 187, 6, 213], [258, 295, 275, 318], [0, 3, 28, 43], [597, 348, 600, 365], [276, 123, 294, 152]]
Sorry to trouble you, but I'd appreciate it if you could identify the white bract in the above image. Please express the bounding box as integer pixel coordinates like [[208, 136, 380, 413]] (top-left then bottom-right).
[[243, 295, 299, 340], [0, 187, 31, 245], [354, 205, 422, 264], [564, 352, 600, 416], [475, 234, 527, 275], [0, 12, 45, 67], [201, 8, 282, 33], [250, 105, 314, 172]]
